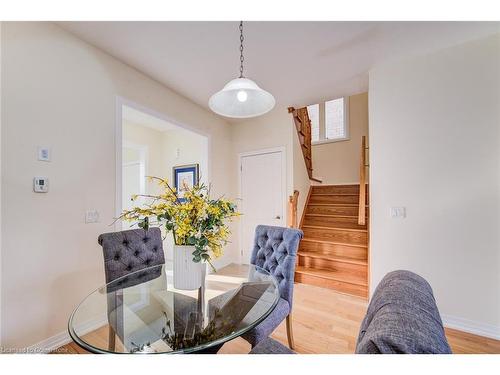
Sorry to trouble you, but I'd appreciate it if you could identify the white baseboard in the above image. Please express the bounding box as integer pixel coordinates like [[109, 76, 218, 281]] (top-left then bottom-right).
[[27, 315, 107, 353], [442, 314, 500, 340], [26, 330, 72, 354]]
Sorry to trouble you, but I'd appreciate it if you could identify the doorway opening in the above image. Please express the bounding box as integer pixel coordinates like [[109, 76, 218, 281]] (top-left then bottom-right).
[[116, 99, 209, 262]]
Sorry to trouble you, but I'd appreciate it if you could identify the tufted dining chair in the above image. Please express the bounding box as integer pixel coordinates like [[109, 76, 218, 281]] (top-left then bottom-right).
[[98, 228, 165, 284], [98, 228, 165, 350], [242, 225, 303, 349]]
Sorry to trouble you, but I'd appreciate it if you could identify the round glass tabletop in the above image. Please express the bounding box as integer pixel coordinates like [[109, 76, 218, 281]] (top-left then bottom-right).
[[68, 264, 279, 354]]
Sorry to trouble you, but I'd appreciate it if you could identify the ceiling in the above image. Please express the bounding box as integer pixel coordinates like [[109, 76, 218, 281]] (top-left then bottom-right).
[[59, 21, 499, 119]]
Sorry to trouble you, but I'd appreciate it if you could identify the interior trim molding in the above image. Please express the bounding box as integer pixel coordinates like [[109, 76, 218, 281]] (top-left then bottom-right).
[[442, 314, 500, 340], [26, 330, 72, 354], [26, 315, 108, 353]]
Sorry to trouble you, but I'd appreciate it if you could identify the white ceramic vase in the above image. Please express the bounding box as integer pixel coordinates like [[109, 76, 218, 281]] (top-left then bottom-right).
[[173, 245, 206, 290]]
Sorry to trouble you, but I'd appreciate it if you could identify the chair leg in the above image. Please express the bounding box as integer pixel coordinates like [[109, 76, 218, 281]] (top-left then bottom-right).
[[108, 325, 116, 351], [286, 314, 295, 350]]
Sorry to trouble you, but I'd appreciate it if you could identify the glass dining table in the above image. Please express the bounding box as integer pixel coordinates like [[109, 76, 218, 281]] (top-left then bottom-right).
[[68, 264, 279, 354]]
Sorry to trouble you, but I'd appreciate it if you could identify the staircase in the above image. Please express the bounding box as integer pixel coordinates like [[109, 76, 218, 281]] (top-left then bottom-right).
[[288, 106, 322, 182], [295, 184, 369, 298]]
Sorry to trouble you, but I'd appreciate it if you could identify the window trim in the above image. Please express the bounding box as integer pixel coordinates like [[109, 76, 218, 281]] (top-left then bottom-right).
[[312, 136, 350, 146], [311, 96, 349, 146]]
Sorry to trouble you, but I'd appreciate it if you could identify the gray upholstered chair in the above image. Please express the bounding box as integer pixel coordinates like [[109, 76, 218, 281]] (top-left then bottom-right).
[[242, 225, 303, 349], [98, 227, 165, 283], [249, 337, 296, 354], [355, 270, 452, 354], [98, 228, 165, 350]]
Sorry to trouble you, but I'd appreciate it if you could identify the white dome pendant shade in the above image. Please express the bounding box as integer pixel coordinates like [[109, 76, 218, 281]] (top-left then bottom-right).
[[208, 78, 275, 119], [208, 21, 275, 119]]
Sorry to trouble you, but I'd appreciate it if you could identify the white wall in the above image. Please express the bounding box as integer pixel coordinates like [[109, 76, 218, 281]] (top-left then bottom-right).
[[369, 33, 500, 338], [162, 127, 209, 187], [312, 92, 369, 185], [122, 121, 210, 264], [0, 22, 236, 349], [231, 106, 295, 217], [123, 120, 165, 196], [122, 121, 208, 193]]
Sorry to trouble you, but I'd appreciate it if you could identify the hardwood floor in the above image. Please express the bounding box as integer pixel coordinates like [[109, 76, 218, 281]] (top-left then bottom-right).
[[56, 278, 500, 354], [444, 327, 500, 354]]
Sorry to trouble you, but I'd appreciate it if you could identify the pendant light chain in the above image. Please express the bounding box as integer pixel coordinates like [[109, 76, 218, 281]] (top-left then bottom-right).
[[239, 21, 245, 78], [208, 20, 275, 118]]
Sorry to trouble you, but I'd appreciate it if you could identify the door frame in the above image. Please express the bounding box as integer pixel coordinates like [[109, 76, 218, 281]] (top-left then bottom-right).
[[238, 146, 287, 264]]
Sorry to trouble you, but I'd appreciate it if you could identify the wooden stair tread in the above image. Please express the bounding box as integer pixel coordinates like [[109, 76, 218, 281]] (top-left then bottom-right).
[[296, 182, 369, 298], [295, 266, 368, 287], [303, 225, 367, 233], [313, 185, 363, 187], [307, 206, 369, 208], [298, 251, 367, 265], [306, 213, 364, 218], [311, 193, 361, 196], [300, 237, 367, 249], [303, 218, 367, 230]]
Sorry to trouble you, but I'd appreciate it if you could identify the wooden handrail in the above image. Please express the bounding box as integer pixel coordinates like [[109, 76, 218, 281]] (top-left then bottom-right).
[[288, 190, 299, 228], [288, 106, 321, 182], [289, 106, 312, 177], [358, 136, 367, 225]]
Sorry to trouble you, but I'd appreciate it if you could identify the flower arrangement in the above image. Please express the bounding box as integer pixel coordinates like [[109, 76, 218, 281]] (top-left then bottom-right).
[[119, 177, 239, 270]]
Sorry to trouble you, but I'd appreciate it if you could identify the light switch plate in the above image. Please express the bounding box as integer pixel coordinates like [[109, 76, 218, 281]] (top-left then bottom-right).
[[85, 210, 100, 224], [37, 147, 51, 162], [390, 207, 406, 218]]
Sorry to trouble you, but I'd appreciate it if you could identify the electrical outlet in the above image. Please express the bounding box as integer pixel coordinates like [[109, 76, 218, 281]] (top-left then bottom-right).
[[390, 207, 406, 219], [85, 210, 100, 224]]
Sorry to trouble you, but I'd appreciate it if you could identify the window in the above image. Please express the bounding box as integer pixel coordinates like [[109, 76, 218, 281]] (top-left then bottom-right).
[[307, 104, 320, 143], [325, 98, 347, 140], [307, 97, 349, 144]]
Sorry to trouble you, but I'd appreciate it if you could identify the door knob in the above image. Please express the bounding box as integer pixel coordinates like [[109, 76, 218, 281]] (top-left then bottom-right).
[[275, 215, 281, 219]]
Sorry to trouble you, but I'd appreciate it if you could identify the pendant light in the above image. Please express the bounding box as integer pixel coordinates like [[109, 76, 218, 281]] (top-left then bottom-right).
[[209, 21, 275, 119]]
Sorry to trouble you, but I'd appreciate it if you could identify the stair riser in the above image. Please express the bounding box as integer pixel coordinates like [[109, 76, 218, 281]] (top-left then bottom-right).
[[312, 185, 361, 194], [310, 195, 361, 204], [300, 241, 367, 260], [303, 227, 367, 246], [298, 255, 367, 276], [295, 273, 368, 298], [304, 215, 367, 230], [306, 205, 366, 216]]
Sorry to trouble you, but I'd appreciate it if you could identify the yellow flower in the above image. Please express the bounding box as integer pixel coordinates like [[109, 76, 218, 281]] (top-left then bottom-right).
[[118, 177, 240, 263]]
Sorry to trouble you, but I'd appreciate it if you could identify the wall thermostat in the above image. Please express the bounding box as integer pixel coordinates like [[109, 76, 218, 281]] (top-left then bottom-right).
[[34, 177, 49, 193]]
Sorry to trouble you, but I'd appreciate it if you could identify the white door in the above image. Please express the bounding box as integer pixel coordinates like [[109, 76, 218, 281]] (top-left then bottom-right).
[[240, 150, 284, 263]]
